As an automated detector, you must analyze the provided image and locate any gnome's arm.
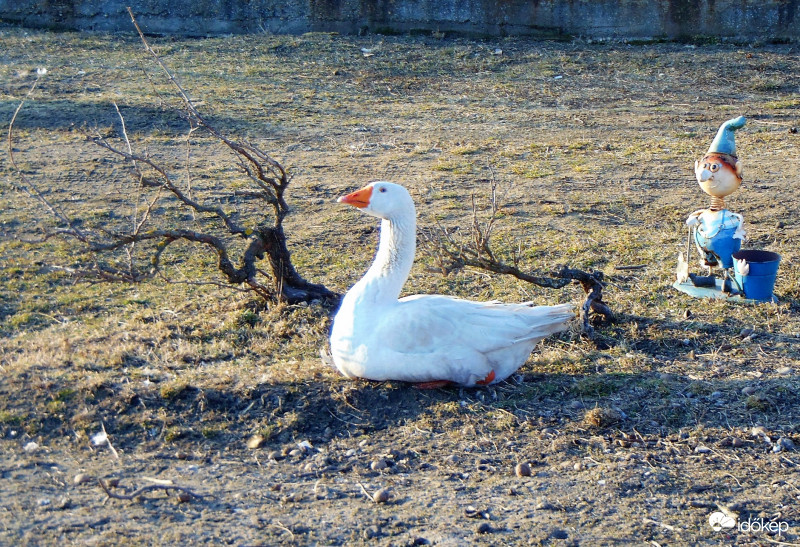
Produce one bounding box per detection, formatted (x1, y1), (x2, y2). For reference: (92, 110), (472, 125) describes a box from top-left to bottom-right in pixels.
(686, 209), (706, 226)
(731, 212), (746, 240)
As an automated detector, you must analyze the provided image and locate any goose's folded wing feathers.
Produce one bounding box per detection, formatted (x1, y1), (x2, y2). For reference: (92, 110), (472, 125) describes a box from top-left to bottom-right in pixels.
(380, 295), (572, 354)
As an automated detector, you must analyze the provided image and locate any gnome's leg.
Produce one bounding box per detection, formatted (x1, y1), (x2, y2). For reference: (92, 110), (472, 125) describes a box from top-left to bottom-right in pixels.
(722, 268), (742, 294)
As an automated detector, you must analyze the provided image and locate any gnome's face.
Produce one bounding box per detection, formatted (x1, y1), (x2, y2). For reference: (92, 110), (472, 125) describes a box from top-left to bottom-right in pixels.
(695, 153), (742, 198)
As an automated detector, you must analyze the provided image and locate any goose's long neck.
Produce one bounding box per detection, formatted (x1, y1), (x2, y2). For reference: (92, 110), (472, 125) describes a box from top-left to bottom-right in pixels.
(361, 209), (416, 304)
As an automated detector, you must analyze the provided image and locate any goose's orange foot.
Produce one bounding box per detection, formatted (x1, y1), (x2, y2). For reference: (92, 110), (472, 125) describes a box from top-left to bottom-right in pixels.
(413, 380), (453, 390)
(475, 370), (496, 386)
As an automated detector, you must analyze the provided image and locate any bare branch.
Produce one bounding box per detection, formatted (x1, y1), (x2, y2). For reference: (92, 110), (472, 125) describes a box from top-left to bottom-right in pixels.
(126, 7), (290, 224)
(85, 130), (247, 236)
(7, 73), (89, 243)
(421, 181), (612, 337)
(9, 12), (337, 305)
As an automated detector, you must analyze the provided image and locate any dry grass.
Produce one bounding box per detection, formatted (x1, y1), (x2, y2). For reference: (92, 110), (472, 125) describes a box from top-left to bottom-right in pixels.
(1, 25), (800, 545)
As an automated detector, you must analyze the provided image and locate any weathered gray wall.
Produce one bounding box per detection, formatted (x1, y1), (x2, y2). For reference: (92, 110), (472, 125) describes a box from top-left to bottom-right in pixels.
(0, 0), (798, 41)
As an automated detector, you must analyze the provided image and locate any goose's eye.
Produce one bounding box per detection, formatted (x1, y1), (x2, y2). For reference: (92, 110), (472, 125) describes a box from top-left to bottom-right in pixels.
(379, 187), (387, 193)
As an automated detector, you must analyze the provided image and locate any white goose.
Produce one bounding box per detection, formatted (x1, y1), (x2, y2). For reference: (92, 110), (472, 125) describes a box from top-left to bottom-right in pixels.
(330, 182), (574, 388)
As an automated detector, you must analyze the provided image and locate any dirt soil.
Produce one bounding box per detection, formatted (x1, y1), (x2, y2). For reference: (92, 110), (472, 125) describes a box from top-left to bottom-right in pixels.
(1, 24), (800, 546)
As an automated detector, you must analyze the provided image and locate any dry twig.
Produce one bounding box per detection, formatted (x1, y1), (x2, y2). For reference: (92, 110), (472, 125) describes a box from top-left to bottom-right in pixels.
(97, 478), (207, 503)
(421, 178), (613, 336)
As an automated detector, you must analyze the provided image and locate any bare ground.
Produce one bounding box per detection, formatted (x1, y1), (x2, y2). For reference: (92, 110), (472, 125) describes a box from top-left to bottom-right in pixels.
(1, 24), (800, 545)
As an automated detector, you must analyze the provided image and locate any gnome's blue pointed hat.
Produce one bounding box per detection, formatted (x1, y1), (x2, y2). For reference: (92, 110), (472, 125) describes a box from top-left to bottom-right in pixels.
(707, 116), (746, 156)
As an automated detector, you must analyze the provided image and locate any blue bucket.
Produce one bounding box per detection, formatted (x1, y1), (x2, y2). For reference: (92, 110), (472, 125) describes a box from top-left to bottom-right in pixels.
(733, 250), (781, 302)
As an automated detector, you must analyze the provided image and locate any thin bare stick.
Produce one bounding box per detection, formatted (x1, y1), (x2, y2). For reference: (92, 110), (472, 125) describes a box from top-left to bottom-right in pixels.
(357, 481), (375, 502)
(102, 423), (120, 461)
(7, 73), (89, 243)
(97, 478), (207, 501)
(127, 7), (287, 184)
(272, 521), (295, 539)
(86, 131), (246, 236)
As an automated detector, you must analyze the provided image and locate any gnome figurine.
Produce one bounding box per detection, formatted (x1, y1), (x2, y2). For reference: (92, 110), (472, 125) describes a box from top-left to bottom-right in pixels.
(683, 116), (746, 291)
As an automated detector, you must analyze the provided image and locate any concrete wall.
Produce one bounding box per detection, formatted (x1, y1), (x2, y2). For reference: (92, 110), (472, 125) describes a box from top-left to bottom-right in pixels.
(1, 0), (798, 41)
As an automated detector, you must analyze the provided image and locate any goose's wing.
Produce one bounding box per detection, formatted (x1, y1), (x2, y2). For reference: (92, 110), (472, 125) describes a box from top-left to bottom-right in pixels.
(380, 295), (572, 354)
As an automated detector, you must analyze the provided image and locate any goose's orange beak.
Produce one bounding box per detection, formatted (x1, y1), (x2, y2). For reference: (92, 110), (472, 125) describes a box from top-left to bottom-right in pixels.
(338, 186), (372, 209)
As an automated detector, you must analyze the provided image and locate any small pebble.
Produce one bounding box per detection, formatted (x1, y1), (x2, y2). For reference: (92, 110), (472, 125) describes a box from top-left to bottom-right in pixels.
(104, 478), (120, 488)
(777, 366), (792, 376)
(37, 498), (51, 507)
(445, 454), (460, 465)
(23, 442), (39, 453)
(373, 488), (391, 503)
(573, 462), (583, 471)
(313, 482), (330, 499)
(288, 449), (303, 458)
(777, 437), (796, 451)
(751, 426), (769, 437)
(476, 522), (493, 534)
(370, 459), (388, 472)
(540, 427), (557, 437)
(710, 391), (723, 399)
(515, 462), (532, 477)
(687, 350), (695, 360)
(740, 328), (755, 339)
(694, 445), (711, 454)
(56, 497), (71, 510)
(551, 529), (569, 539)
(267, 450), (282, 461)
(247, 435), (265, 449)
(741, 386), (757, 396)
(73, 473), (92, 485)
(731, 437), (744, 447)
(175, 451), (190, 460)
(363, 525), (381, 539)
(176, 492), (192, 503)
(683, 309), (693, 319)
